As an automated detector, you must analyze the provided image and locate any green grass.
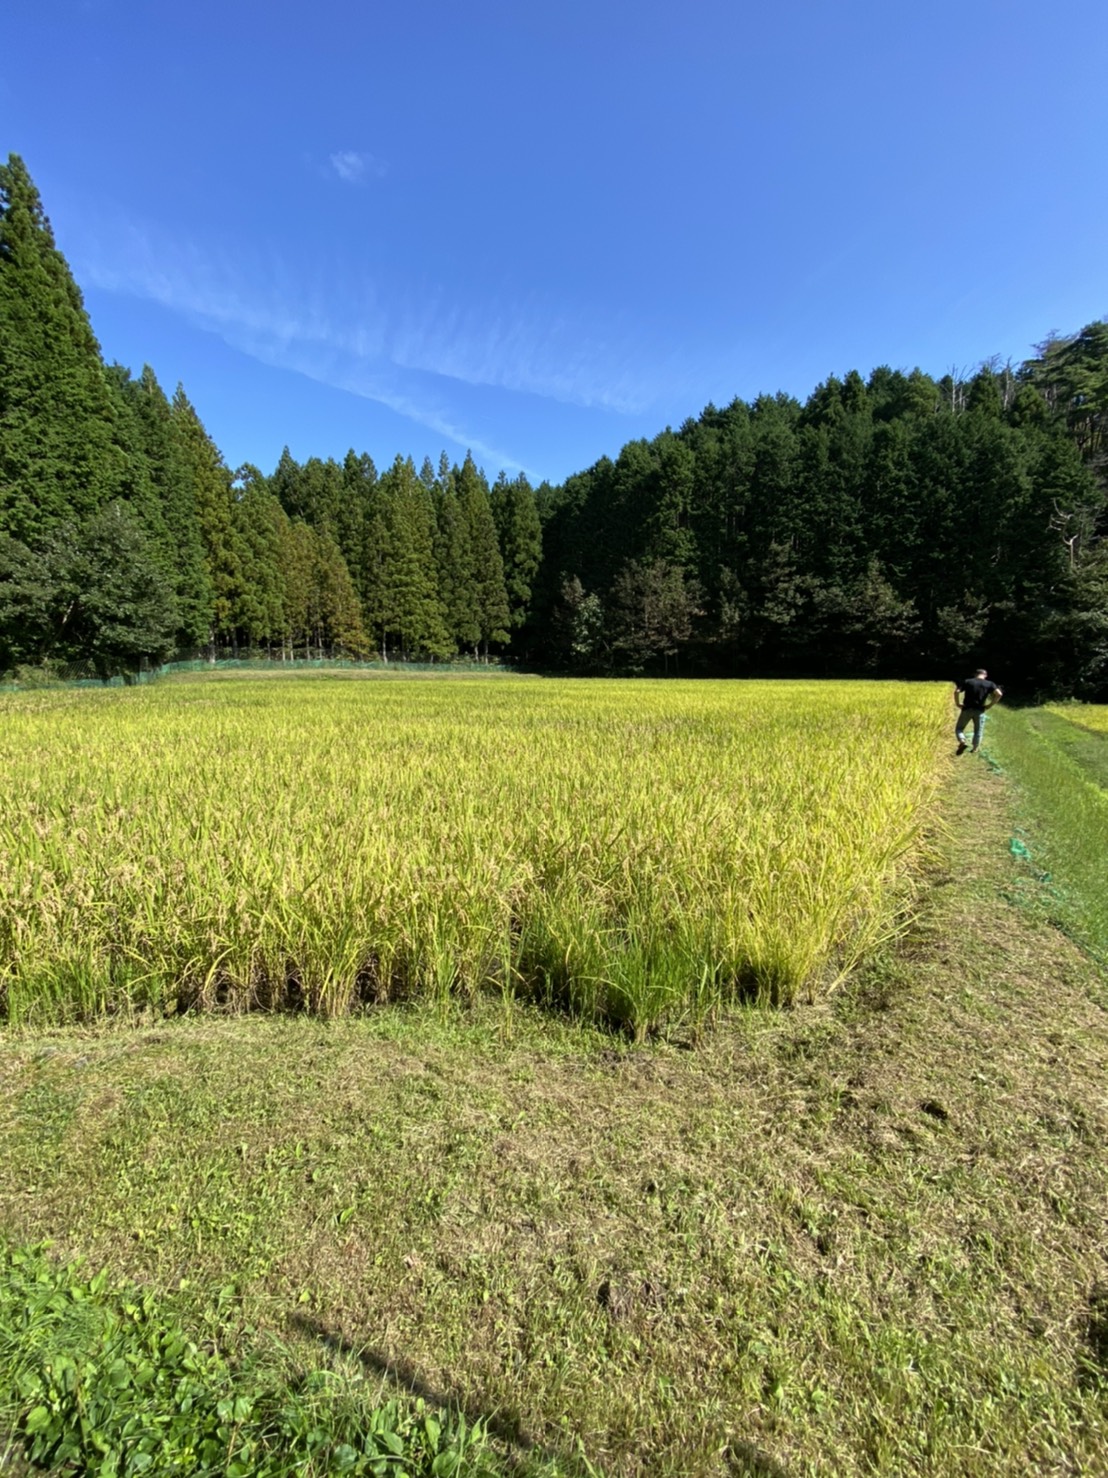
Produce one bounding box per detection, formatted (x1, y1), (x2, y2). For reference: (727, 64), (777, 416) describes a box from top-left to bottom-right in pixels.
(987, 706), (1108, 967)
(1, 745), (1106, 1475)
(0, 1243), (505, 1477)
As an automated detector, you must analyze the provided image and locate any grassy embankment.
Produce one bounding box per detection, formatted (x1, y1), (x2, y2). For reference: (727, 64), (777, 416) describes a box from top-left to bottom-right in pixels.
(987, 703), (1108, 967)
(0, 683), (1105, 1474)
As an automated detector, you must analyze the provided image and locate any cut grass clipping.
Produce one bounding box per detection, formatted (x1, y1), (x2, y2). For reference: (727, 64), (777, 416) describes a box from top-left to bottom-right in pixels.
(0, 676), (947, 1033)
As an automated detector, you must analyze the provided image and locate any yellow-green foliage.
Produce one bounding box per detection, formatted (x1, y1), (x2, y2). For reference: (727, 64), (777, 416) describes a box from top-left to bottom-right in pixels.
(1046, 703), (1108, 734)
(0, 677), (947, 1034)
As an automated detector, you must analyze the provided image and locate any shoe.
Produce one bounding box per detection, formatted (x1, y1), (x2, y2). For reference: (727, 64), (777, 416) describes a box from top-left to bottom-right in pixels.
(956, 741), (967, 754)
(971, 746), (979, 753)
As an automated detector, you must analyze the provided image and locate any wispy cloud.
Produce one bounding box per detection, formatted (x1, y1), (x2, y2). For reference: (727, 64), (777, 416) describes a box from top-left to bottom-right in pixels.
(71, 214), (685, 470)
(328, 149), (387, 184)
(77, 224), (535, 469)
(385, 296), (654, 415)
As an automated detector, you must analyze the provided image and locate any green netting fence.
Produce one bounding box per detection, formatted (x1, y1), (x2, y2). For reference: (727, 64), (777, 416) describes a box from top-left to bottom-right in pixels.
(0, 650), (516, 692)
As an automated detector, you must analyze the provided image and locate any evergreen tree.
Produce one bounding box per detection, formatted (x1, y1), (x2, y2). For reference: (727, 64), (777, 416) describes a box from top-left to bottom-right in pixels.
(1024, 322), (1108, 473)
(103, 364), (166, 542)
(278, 516), (316, 659)
(433, 475), (478, 654)
(4, 142), (1106, 697)
(231, 465), (286, 648)
(0, 154), (123, 544)
(358, 486), (393, 658)
(490, 470), (542, 630)
(270, 446), (302, 517)
(374, 456), (450, 660)
(170, 387), (242, 649)
(456, 453), (510, 656)
(610, 558), (700, 672)
(313, 527), (370, 657)
(67, 502), (179, 678)
(294, 456), (345, 537)
(129, 366), (213, 646)
(339, 449), (376, 602)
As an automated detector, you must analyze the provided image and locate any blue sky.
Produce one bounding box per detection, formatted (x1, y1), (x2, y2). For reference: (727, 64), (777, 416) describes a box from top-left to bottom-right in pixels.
(4, 0), (1107, 485)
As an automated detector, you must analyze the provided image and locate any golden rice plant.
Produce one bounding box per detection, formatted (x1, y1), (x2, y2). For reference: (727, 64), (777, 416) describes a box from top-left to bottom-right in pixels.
(0, 676), (949, 1036)
(1045, 703), (1108, 734)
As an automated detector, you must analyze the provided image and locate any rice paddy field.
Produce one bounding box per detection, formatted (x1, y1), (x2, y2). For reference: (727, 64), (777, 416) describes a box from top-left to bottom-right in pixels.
(0, 675), (948, 1034)
(1046, 702), (1108, 735)
(3, 677), (1108, 1476)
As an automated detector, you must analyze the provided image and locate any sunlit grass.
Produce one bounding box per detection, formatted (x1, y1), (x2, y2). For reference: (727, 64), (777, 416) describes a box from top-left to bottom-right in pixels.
(0, 676), (948, 1034)
(1046, 702), (1108, 736)
(992, 706), (1108, 965)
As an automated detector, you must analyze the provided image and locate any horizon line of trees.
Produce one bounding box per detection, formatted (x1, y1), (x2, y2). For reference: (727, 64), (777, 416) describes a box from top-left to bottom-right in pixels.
(2, 151), (1107, 698)
(533, 341), (1108, 696)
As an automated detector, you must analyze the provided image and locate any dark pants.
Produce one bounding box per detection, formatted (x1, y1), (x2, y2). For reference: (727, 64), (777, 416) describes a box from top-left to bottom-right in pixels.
(956, 707), (985, 747)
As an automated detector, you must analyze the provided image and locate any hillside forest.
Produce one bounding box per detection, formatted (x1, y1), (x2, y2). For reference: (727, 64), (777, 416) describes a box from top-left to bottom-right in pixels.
(2, 153), (1107, 697)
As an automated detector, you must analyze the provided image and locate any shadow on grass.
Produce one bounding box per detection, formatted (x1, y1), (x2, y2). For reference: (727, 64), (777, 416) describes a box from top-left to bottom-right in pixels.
(725, 1440), (791, 1476)
(290, 1312), (547, 1461)
(1080, 1282), (1108, 1391)
(290, 1313), (790, 1477)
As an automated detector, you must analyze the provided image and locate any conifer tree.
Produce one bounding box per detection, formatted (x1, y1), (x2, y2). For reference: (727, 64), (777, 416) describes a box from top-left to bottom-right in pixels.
(294, 456), (345, 537)
(278, 517), (316, 659)
(128, 366), (213, 646)
(112, 363), (214, 647)
(339, 449), (376, 601)
(491, 470), (542, 629)
(231, 465), (286, 648)
(434, 474), (477, 655)
(375, 456), (451, 660)
(456, 453), (510, 656)
(103, 364), (166, 544)
(358, 484), (393, 659)
(170, 387), (243, 649)
(270, 447), (302, 516)
(0, 154), (123, 543)
(313, 527), (370, 656)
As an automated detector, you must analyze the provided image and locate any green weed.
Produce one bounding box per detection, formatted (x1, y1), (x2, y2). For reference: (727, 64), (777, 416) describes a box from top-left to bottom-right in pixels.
(0, 1242), (507, 1477)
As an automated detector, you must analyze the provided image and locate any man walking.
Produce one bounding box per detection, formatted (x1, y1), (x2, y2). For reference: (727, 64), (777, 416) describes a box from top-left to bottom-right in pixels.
(954, 668), (1002, 754)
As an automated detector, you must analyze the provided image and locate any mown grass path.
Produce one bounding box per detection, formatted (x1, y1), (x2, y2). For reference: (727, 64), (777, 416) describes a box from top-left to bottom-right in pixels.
(0, 749), (1106, 1476)
(989, 705), (1108, 969)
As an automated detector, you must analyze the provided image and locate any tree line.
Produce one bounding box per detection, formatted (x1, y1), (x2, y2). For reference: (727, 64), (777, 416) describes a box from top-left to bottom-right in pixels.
(0, 155), (541, 678)
(534, 341), (1108, 696)
(3, 151), (1107, 696)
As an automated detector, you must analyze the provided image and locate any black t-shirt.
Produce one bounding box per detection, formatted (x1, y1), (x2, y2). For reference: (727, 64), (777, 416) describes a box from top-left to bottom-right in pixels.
(958, 677), (999, 710)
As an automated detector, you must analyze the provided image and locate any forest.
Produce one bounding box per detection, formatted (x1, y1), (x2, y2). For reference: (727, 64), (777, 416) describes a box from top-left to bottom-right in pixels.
(3, 152), (1107, 697)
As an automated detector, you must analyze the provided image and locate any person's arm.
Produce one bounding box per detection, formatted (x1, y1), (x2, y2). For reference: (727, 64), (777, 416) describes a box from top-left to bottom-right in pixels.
(953, 683), (963, 708)
(985, 686), (1003, 709)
